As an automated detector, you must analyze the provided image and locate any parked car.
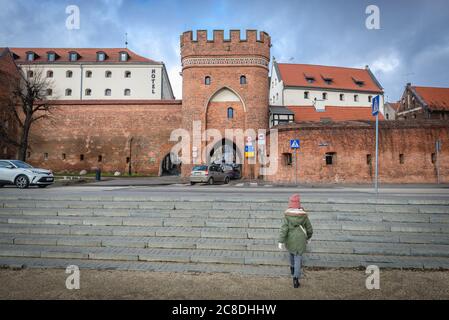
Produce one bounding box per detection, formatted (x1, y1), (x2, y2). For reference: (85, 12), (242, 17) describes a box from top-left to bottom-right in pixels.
(189, 164), (233, 185)
(0, 160), (54, 189)
(221, 164), (241, 180)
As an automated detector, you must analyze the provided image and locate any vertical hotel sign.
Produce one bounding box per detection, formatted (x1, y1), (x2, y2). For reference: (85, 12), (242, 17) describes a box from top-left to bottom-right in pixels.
(151, 69), (157, 95)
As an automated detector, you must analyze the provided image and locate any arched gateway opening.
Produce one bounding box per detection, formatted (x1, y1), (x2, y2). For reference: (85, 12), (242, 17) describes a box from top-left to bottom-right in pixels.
(161, 153), (180, 176)
(204, 87), (246, 179)
(208, 139), (243, 179)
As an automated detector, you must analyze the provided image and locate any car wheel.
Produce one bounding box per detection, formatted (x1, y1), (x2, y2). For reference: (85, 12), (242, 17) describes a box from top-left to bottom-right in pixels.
(190, 182), (196, 186)
(38, 185), (48, 188)
(15, 175), (30, 189)
(224, 176), (230, 184)
(0, 185), (4, 188)
(208, 178), (214, 185)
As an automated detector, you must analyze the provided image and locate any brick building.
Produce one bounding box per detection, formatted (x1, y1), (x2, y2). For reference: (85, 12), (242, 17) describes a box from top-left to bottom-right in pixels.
(1, 30), (448, 183)
(0, 48), (20, 159)
(397, 83), (449, 120)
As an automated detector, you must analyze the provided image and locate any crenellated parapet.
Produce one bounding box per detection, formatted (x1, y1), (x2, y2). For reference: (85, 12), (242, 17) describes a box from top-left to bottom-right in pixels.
(180, 30), (271, 68)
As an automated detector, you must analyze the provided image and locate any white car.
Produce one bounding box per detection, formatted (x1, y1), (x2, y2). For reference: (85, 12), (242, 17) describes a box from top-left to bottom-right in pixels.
(0, 160), (54, 189)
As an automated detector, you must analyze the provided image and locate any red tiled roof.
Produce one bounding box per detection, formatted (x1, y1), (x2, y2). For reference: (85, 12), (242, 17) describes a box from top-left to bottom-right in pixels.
(277, 63), (383, 93)
(10, 48), (159, 64)
(413, 86), (449, 111)
(287, 106), (384, 122)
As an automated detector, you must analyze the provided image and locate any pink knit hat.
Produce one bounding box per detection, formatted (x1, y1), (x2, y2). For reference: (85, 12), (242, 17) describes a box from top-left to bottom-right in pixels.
(288, 194), (301, 209)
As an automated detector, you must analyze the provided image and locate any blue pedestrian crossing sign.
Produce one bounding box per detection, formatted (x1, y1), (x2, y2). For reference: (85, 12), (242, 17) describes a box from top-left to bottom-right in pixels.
(290, 139), (300, 149)
(372, 95), (380, 116)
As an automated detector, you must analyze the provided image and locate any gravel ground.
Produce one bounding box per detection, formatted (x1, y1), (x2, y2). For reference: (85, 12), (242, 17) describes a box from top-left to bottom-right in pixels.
(0, 268), (448, 300)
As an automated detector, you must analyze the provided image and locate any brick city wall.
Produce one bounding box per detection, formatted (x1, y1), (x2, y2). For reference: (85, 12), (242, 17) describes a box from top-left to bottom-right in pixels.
(265, 120), (449, 184)
(26, 100), (182, 175)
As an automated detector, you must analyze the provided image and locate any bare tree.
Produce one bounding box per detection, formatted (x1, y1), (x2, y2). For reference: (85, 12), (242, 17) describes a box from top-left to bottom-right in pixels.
(0, 66), (55, 161)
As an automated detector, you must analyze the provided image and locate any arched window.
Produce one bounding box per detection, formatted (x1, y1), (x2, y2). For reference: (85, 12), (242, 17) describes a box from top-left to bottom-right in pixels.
(65, 89), (72, 96)
(340, 93), (345, 101)
(304, 91), (309, 99)
(240, 75), (247, 85)
(227, 107), (234, 119)
(85, 89), (92, 96)
(354, 94), (359, 102)
(124, 89), (131, 96)
(105, 71), (112, 78)
(66, 70), (73, 78)
(85, 70), (92, 78)
(124, 71), (131, 78)
(46, 70), (53, 78)
(322, 92), (328, 100)
(27, 70), (34, 78)
(368, 95), (373, 103)
(105, 89), (112, 96)
(46, 89), (53, 96)
(205, 76), (211, 85)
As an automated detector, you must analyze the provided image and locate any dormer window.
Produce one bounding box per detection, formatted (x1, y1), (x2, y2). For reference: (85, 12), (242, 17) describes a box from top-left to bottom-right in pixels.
(353, 77), (365, 87)
(322, 76), (333, 85)
(304, 73), (315, 83)
(47, 52), (56, 62)
(97, 52), (106, 62)
(69, 52), (78, 62)
(119, 52), (128, 62)
(26, 52), (35, 61)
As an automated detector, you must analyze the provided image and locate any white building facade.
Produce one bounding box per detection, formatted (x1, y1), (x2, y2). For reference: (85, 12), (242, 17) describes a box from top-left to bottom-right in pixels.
(10, 48), (175, 100)
(269, 61), (385, 120)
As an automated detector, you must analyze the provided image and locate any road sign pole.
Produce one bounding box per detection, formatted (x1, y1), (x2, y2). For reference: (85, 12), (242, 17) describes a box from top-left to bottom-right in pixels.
(436, 140), (440, 184)
(295, 149), (298, 185)
(375, 113), (379, 194)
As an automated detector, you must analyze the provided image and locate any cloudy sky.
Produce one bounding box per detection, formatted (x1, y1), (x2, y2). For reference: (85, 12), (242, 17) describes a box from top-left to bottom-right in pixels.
(1, 0), (448, 101)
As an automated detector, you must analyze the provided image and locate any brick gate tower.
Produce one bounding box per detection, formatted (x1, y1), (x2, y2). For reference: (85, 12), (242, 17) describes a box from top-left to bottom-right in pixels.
(180, 30), (271, 179)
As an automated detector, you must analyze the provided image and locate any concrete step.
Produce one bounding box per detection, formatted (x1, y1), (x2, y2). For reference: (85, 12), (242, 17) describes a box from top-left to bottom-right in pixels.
(2, 233), (449, 258)
(1, 219), (448, 237)
(2, 200), (449, 214)
(2, 242), (449, 266)
(1, 208), (447, 224)
(1, 249), (449, 271)
(1, 195), (449, 206)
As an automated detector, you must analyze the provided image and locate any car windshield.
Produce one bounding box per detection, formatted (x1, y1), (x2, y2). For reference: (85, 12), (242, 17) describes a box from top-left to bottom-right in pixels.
(192, 166), (208, 171)
(10, 160), (33, 169)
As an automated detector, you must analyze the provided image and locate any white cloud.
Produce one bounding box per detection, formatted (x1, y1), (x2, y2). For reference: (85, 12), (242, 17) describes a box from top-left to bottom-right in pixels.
(369, 52), (401, 74)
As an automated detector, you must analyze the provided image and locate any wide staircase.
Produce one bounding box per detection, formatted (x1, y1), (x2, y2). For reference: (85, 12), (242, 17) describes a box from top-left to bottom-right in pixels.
(0, 195), (448, 276)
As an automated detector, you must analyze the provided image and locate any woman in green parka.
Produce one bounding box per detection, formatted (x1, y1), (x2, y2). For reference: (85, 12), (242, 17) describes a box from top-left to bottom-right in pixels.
(278, 194), (313, 288)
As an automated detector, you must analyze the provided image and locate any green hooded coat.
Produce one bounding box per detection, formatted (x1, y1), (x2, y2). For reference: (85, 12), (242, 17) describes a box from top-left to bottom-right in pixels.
(279, 208), (313, 255)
